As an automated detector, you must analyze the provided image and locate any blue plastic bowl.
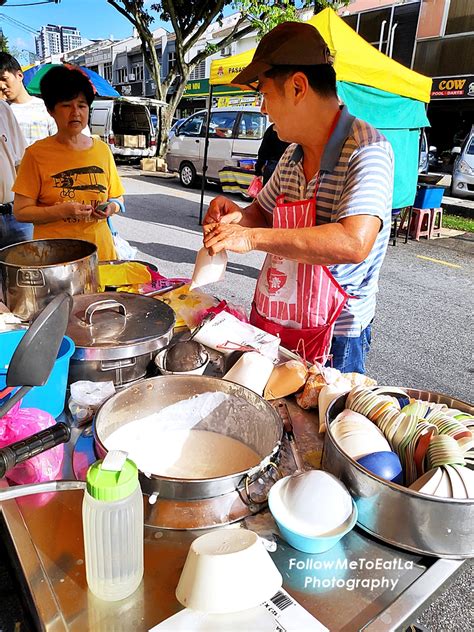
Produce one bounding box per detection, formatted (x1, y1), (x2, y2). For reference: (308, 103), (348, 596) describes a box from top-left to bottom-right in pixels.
(356, 451), (403, 484)
(269, 496), (358, 554)
(0, 330), (75, 418)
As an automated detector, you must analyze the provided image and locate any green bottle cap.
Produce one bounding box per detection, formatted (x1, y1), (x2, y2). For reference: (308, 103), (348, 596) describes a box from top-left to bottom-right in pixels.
(86, 452), (139, 502)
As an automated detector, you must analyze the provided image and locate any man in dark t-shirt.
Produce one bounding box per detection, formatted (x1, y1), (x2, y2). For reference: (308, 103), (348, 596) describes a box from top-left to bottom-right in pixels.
(255, 123), (289, 184)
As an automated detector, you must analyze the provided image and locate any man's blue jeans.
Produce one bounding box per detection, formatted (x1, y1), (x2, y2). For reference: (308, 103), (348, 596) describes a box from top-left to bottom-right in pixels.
(329, 324), (372, 374)
(0, 214), (33, 249)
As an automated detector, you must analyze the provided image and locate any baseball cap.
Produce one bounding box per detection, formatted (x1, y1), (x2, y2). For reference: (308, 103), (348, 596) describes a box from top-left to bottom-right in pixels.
(231, 22), (331, 87)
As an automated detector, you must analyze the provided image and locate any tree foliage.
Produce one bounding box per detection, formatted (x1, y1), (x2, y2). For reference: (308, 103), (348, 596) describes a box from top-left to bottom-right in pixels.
(106, 1), (349, 153)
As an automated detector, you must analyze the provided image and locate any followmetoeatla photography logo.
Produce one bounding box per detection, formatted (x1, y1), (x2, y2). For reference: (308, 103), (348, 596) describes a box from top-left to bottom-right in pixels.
(288, 557), (414, 591)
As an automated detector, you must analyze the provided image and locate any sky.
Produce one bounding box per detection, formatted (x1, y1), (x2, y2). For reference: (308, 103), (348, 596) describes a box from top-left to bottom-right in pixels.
(0, 0), (162, 62)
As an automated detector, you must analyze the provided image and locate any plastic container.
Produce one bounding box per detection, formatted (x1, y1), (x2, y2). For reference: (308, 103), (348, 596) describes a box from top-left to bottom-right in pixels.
(0, 330), (75, 418)
(82, 453), (144, 601)
(414, 184), (445, 209)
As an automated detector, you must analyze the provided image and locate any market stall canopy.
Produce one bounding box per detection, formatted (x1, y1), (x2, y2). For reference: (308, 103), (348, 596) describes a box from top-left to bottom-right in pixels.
(209, 8), (432, 208)
(210, 8), (431, 103)
(22, 63), (120, 98)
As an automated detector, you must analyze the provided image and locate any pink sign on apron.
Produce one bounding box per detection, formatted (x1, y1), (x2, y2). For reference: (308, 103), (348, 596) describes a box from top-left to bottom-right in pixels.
(250, 187), (351, 364)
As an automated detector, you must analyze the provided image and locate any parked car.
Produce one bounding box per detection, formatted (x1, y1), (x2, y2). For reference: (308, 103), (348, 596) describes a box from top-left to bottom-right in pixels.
(90, 97), (166, 160)
(166, 107), (268, 187)
(418, 130), (429, 174)
(451, 126), (474, 199)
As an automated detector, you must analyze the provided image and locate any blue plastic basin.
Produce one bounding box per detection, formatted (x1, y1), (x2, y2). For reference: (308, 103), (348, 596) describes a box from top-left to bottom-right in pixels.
(0, 330), (75, 418)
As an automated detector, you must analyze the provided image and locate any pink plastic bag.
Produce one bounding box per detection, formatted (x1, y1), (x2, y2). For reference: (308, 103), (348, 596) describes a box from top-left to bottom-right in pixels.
(247, 176), (263, 198)
(0, 401), (64, 485)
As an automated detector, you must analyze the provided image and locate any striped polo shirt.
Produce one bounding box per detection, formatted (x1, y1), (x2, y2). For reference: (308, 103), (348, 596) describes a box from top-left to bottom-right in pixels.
(256, 105), (394, 337)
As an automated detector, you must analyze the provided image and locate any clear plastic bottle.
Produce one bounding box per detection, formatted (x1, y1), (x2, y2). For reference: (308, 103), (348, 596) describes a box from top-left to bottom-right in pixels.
(82, 452), (144, 601)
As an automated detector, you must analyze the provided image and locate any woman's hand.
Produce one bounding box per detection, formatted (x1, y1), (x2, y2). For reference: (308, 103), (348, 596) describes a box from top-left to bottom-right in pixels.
(61, 202), (93, 219)
(203, 196), (243, 226)
(92, 201), (118, 219)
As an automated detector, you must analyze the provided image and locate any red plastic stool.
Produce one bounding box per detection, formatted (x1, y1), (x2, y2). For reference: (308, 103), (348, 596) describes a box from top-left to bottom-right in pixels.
(430, 207), (443, 238)
(410, 207), (431, 241)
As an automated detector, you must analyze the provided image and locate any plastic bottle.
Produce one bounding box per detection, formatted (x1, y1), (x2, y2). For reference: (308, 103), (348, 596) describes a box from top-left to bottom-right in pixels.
(82, 451), (144, 601)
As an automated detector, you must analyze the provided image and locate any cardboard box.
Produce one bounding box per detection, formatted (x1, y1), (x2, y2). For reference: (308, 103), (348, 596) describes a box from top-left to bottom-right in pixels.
(122, 134), (147, 149)
(141, 158), (157, 172)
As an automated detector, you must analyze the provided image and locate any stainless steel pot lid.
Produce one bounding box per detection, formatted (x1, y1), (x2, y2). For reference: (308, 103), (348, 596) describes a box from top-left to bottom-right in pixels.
(67, 292), (175, 360)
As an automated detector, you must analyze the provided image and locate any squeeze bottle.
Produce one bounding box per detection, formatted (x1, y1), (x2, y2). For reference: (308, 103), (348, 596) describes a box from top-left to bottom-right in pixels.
(82, 450), (144, 601)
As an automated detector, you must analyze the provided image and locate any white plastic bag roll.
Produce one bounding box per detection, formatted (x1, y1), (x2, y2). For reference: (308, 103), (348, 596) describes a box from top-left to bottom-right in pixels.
(223, 351), (274, 396)
(189, 247), (227, 291)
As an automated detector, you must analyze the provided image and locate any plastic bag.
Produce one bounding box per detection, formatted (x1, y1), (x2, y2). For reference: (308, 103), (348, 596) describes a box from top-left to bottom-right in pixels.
(0, 401), (64, 484)
(189, 247), (227, 291)
(247, 176), (263, 198)
(113, 234), (138, 260)
(68, 380), (116, 424)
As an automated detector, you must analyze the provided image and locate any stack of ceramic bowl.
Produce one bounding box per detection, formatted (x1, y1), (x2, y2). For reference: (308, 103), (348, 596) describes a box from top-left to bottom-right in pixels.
(268, 470), (358, 553)
(410, 463), (474, 499)
(343, 386), (474, 493)
(330, 409), (392, 460)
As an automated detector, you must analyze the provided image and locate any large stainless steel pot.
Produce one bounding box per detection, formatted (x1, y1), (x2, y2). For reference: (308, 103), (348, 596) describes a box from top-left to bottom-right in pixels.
(322, 388), (474, 559)
(0, 239), (98, 321)
(66, 293), (175, 386)
(94, 375), (283, 500)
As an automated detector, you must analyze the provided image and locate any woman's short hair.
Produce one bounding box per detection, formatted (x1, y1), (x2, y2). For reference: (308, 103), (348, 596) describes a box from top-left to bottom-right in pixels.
(40, 65), (95, 110)
(264, 64), (337, 98)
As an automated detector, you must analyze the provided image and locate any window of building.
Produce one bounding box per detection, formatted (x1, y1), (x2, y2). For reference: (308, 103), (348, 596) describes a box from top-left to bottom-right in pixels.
(131, 64), (143, 82)
(117, 67), (128, 83)
(168, 51), (176, 69)
(446, 0), (474, 35)
(103, 63), (112, 83)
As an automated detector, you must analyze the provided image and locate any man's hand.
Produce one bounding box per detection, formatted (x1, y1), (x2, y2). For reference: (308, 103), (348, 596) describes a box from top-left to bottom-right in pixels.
(204, 222), (255, 255)
(203, 196), (243, 226)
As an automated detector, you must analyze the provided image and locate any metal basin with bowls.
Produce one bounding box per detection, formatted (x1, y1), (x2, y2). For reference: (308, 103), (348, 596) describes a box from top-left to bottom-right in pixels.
(0, 239), (98, 321)
(322, 388), (474, 559)
(94, 375), (283, 501)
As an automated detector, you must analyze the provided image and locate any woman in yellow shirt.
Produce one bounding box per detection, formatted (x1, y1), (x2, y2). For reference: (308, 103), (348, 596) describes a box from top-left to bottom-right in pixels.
(13, 65), (125, 260)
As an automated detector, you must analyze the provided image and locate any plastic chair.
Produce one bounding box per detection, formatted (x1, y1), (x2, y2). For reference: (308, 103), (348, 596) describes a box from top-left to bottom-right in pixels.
(430, 207), (443, 238)
(409, 207), (431, 241)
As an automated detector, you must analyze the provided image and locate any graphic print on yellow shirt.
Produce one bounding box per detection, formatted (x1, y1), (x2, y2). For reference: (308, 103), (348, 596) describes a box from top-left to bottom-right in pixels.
(13, 137), (125, 260)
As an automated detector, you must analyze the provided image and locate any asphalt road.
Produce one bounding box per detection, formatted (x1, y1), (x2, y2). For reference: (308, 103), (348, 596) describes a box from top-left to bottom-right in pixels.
(114, 168), (473, 631)
(116, 168), (474, 404)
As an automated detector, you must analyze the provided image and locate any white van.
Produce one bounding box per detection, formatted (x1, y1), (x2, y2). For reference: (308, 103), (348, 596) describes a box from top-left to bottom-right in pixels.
(90, 97), (166, 160)
(166, 107), (268, 187)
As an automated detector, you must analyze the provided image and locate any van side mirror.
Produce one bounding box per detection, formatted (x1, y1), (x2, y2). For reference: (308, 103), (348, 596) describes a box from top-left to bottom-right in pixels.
(452, 146), (461, 155)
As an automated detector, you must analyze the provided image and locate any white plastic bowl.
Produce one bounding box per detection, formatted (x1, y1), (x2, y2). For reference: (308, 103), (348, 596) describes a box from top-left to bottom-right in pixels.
(175, 528), (282, 613)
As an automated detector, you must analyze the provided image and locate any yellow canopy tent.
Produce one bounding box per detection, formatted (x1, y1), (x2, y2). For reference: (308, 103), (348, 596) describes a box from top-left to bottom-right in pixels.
(200, 8), (432, 220)
(210, 8), (431, 103)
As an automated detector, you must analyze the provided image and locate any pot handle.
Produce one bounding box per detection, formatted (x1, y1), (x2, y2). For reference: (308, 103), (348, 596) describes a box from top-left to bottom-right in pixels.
(243, 461), (281, 507)
(84, 299), (127, 325)
(0, 422), (70, 479)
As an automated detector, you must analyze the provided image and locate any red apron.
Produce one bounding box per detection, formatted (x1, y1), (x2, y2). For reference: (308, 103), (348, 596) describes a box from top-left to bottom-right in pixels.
(250, 185), (351, 364)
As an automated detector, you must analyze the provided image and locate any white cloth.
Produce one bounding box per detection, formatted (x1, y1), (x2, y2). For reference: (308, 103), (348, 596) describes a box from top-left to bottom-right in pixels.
(9, 96), (57, 146)
(0, 100), (26, 203)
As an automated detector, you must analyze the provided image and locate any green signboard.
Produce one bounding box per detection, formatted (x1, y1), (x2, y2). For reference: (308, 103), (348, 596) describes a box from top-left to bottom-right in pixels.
(184, 78), (251, 97)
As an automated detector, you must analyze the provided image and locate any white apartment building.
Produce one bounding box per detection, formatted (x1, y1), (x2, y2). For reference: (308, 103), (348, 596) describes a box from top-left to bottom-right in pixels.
(35, 24), (82, 60)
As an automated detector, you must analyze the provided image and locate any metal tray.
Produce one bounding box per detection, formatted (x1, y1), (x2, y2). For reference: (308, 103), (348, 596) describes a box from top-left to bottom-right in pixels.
(322, 388), (474, 559)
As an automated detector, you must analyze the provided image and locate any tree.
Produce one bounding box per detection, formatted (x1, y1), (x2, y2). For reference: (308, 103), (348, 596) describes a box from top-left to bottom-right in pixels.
(0, 32), (9, 53)
(107, 1), (349, 154)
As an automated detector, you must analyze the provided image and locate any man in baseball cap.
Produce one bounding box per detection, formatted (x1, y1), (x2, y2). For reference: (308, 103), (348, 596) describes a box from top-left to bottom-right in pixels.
(203, 22), (394, 374)
(231, 22), (331, 87)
